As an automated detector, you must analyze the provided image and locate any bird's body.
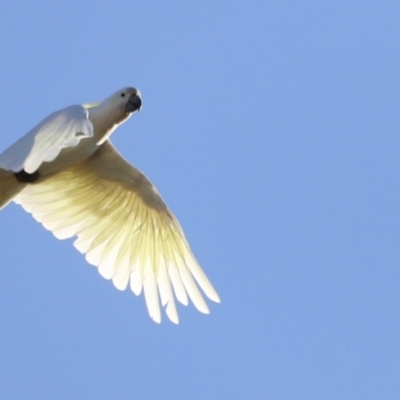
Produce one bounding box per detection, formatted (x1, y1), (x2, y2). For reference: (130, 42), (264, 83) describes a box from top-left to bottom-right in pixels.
(0, 87), (219, 323)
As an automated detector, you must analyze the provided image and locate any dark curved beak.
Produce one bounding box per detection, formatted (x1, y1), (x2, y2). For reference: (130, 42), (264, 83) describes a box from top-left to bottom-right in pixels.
(125, 94), (142, 113)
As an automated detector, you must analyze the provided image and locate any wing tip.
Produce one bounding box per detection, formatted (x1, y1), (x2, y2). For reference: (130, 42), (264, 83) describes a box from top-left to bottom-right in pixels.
(209, 291), (221, 304)
(151, 314), (162, 324)
(166, 302), (179, 324)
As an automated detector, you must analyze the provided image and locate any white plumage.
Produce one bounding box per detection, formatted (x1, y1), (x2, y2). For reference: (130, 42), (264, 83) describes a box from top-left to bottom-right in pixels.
(0, 106), (93, 174)
(0, 87), (220, 323)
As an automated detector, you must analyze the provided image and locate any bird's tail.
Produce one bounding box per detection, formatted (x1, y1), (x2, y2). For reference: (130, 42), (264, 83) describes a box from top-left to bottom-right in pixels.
(0, 168), (25, 210)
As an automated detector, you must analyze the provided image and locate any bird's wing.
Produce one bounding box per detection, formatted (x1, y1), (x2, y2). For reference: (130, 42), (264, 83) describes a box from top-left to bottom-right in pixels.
(0, 105), (93, 173)
(14, 141), (220, 323)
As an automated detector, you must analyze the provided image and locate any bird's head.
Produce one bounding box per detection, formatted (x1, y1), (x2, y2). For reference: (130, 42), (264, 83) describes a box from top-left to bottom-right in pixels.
(88, 87), (142, 127)
(86, 87), (142, 112)
(108, 87), (142, 115)
(84, 87), (143, 141)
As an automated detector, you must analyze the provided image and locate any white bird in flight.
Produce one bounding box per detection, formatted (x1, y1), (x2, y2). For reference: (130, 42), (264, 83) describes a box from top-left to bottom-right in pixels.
(0, 87), (220, 323)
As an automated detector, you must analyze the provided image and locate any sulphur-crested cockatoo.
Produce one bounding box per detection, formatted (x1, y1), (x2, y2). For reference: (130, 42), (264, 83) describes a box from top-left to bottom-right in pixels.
(0, 87), (220, 323)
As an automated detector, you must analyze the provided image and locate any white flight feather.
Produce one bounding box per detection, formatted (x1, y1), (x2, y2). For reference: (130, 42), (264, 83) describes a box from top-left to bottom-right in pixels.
(0, 105), (92, 173)
(14, 140), (219, 323)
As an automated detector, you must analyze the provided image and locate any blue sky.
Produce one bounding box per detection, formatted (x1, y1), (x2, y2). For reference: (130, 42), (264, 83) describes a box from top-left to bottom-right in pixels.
(0, 2), (400, 399)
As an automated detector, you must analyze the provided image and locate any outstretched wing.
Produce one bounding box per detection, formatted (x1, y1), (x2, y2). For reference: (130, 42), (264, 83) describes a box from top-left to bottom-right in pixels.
(14, 141), (220, 323)
(0, 105), (93, 173)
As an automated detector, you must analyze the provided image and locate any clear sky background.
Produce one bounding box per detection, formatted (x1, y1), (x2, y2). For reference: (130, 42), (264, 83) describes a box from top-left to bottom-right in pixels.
(0, 2), (399, 399)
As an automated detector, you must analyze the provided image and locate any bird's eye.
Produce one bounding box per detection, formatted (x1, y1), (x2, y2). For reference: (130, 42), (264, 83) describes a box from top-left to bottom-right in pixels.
(121, 93), (125, 97)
